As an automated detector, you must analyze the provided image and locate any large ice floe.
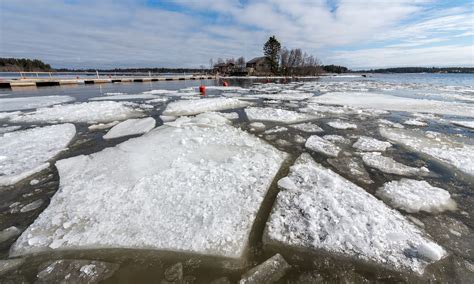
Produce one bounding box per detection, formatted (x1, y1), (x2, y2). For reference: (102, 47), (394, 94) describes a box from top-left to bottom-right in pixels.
(0, 124), (76, 186)
(10, 113), (287, 258)
(380, 128), (474, 177)
(376, 179), (456, 213)
(305, 135), (341, 157)
(310, 92), (474, 117)
(361, 152), (429, 176)
(162, 98), (250, 116)
(245, 107), (316, 124)
(4, 102), (143, 124)
(264, 153), (446, 274)
(0, 96), (75, 112)
(103, 117), (155, 139)
(353, 136), (392, 152)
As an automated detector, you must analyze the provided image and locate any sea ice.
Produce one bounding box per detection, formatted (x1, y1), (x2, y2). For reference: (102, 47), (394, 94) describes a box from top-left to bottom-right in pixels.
(376, 179), (456, 213)
(10, 113), (287, 259)
(327, 120), (357, 129)
(322, 135), (350, 144)
(264, 126), (288, 134)
(163, 98), (251, 116)
(305, 135), (340, 157)
(0, 96), (75, 112)
(404, 119), (427, 127)
(450, 120), (474, 129)
(289, 122), (323, 133)
(245, 107), (316, 124)
(6, 102), (143, 124)
(380, 128), (474, 177)
(0, 125), (21, 134)
(327, 157), (373, 185)
(239, 254), (290, 284)
(0, 124), (76, 186)
(88, 121), (119, 130)
(20, 199), (44, 213)
(264, 153), (446, 274)
(0, 226), (21, 243)
(311, 92), (474, 118)
(248, 122), (266, 131)
(353, 136), (392, 152)
(90, 94), (159, 101)
(361, 152), (429, 176)
(103, 117), (155, 139)
(378, 119), (404, 129)
(252, 92), (314, 101)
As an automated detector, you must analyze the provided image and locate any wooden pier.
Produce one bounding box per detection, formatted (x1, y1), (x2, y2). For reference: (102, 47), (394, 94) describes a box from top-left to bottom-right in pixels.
(0, 75), (216, 89)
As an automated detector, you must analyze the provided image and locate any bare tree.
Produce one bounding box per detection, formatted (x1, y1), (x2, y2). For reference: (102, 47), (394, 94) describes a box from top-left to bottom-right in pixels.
(236, 56), (246, 68)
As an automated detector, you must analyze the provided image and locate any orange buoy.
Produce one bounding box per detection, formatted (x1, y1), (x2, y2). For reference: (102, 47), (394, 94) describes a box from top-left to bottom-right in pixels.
(199, 85), (206, 96)
(223, 81), (229, 87)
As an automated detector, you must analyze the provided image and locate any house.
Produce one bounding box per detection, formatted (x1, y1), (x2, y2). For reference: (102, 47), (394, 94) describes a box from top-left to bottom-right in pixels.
(213, 62), (235, 75)
(246, 56), (271, 75)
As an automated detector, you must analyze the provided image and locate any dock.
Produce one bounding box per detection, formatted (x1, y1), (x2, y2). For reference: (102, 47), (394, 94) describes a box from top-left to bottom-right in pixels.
(0, 75), (216, 89)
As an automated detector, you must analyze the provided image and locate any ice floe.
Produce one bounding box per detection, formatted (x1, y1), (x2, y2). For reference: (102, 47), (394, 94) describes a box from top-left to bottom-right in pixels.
(245, 107), (316, 124)
(378, 119), (404, 129)
(249, 122), (266, 131)
(10, 113), (287, 259)
(353, 136), (392, 152)
(327, 120), (357, 129)
(88, 121), (119, 131)
(0, 96), (75, 112)
(376, 179), (456, 213)
(103, 117), (155, 139)
(90, 94), (159, 101)
(264, 153), (446, 274)
(305, 135), (340, 157)
(327, 157), (373, 185)
(0, 125), (21, 134)
(5, 102), (143, 124)
(240, 253), (290, 284)
(252, 92), (313, 101)
(322, 135), (350, 144)
(380, 128), (474, 177)
(163, 98), (251, 116)
(0, 226), (21, 243)
(264, 126), (288, 134)
(361, 152), (429, 176)
(404, 119), (427, 127)
(311, 92), (474, 117)
(450, 120), (474, 129)
(288, 122), (323, 133)
(0, 124), (76, 186)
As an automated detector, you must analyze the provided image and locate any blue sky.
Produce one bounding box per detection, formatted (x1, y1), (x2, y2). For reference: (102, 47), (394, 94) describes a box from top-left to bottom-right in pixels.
(0, 0), (473, 69)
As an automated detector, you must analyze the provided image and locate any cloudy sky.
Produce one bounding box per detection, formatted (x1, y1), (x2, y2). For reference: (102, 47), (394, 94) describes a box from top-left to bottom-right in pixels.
(1, 0), (473, 69)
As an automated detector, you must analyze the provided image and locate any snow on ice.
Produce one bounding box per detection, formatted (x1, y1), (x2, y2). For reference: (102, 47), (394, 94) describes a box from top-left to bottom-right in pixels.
(0, 124), (76, 186)
(380, 128), (474, 177)
(327, 120), (358, 130)
(10, 113), (287, 259)
(163, 98), (251, 116)
(103, 117), (155, 139)
(361, 152), (429, 176)
(245, 107), (316, 124)
(311, 92), (474, 118)
(305, 135), (340, 157)
(264, 153), (446, 274)
(0, 96), (75, 112)
(377, 179), (456, 213)
(5, 102), (144, 124)
(353, 136), (392, 152)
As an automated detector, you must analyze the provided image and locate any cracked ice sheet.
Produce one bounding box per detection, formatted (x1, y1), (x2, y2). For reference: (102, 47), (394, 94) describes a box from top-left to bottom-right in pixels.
(0, 124), (76, 186)
(245, 107), (316, 124)
(0, 96), (75, 112)
(380, 128), (474, 177)
(10, 113), (288, 258)
(5, 102), (144, 124)
(264, 153), (446, 274)
(310, 92), (474, 118)
(163, 98), (251, 116)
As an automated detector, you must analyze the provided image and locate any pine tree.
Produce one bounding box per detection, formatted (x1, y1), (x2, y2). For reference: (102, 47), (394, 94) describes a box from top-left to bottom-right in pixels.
(263, 36), (281, 74)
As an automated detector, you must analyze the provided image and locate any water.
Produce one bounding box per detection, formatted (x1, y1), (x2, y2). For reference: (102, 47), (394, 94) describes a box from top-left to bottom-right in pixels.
(0, 74), (473, 283)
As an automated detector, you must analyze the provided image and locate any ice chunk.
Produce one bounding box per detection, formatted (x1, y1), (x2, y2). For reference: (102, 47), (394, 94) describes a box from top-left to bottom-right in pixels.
(239, 254), (290, 284)
(0, 125), (21, 134)
(322, 135), (350, 144)
(10, 113), (287, 259)
(378, 119), (404, 129)
(327, 157), (373, 185)
(218, 112), (239, 120)
(103, 117), (155, 139)
(163, 98), (251, 116)
(353, 136), (391, 152)
(20, 199), (44, 213)
(293, 135), (306, 144)
(361, 152), (429, 176)
(90, 94), (159, 101)
(264, 153), (446, 274)
(164, 262), (183, 282)
(376, 179), (456, 213)
(0, 226), (21, 243)
(88, 121), (119, 130)
(327, 120), (357, 130)
(36, 259), (119, 284)
(0, 124), (76, 186)
(249, 122), (266, 131)
(289, 122), (323, 133)
(311, 92), (474, 117)
(450, 120), (474, 129)
(0, 258), (24, 277)
(245, 107), (316, 124)
(380, 128), (474, 177)
(160, 115), (177, 122)
(264, 126), (288, 134)
(6, 102), (143, 124)
(404, 119), (427, 127)
(252, 92), (313, 101)
(0, 96), (75, 112)
(416, 243), (445, 262)
(305, 135), (340, 157)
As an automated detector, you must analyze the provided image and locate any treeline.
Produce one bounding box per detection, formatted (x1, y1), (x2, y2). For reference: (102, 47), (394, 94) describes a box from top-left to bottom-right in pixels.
(321, 65), (350, 74)
(56, 67), (209, 73)
(0, 58), (53, 72)
(357, 67), (474, 74)
(280, 48), (322, 76)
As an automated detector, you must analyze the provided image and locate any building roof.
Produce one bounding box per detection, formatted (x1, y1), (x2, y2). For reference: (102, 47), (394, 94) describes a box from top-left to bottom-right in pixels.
(247, 56), (268, 64)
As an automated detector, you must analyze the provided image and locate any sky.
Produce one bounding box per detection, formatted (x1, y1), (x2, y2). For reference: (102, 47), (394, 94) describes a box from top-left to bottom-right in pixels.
(0, 0), (473, 69)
